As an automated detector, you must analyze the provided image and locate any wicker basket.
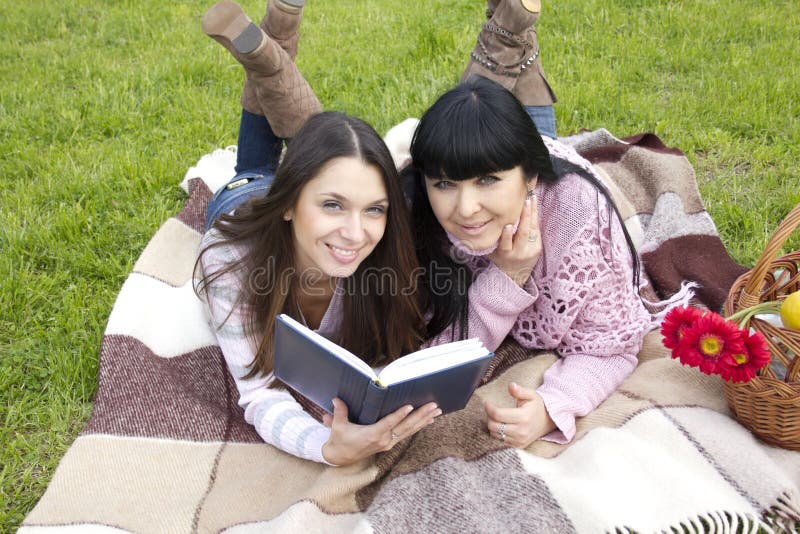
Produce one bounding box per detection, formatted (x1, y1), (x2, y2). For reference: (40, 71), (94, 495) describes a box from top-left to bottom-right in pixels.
(722, 203), (800, 450)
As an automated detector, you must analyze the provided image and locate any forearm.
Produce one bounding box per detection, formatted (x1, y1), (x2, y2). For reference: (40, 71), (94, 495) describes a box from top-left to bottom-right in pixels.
(536, 352), (638, 443)
(426, 263), (537, 351)
(242, 386), (333, 464)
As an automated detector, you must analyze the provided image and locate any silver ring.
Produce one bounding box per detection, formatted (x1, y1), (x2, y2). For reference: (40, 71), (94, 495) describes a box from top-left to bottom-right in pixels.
(498, 423), (506, 442)
(391, 431), (399, 441)
(527, 233), (538, 243)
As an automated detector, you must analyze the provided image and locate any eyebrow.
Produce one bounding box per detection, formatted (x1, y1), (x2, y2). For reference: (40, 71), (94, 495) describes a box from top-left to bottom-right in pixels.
(318, 192), (389, 204)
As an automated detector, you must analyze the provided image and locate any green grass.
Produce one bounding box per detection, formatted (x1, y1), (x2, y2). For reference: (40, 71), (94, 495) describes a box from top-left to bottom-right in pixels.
(1, 0), (798, 529)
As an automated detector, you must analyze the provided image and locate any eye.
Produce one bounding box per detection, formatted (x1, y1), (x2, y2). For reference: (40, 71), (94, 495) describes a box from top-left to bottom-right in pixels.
(432, 180), (455, 190)
(365, 205), (387, 216)
(477, 175), (500, 185)
(321, 200), (343, 211)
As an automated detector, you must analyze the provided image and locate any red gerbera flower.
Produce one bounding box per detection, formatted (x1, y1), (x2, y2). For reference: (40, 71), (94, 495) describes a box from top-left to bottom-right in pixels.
(661, 306), (704, 351)
(719, 330), (772, 383)
(676, 312), (745, 375)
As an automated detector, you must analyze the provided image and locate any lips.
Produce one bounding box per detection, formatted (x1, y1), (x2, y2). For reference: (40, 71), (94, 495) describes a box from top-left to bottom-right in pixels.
(326, 243), (361, 265)
(456, 220), (491, 236)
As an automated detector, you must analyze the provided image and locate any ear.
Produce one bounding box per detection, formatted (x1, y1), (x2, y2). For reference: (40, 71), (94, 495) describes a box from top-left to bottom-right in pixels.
(283, 209), (293, 221)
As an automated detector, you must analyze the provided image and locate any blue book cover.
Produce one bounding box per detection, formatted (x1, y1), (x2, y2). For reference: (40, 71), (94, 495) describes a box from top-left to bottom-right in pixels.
(273, 314), (494, 424)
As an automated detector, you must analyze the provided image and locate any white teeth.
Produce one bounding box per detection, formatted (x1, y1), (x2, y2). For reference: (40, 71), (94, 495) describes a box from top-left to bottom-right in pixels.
(330, 245), (357, 256)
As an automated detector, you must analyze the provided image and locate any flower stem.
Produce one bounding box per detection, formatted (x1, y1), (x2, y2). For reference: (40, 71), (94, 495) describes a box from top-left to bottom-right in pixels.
(725, 300), (783, 328)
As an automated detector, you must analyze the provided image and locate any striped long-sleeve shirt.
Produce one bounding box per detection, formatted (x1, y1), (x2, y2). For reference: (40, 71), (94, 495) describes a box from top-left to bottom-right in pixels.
(198, 230), (338, 464)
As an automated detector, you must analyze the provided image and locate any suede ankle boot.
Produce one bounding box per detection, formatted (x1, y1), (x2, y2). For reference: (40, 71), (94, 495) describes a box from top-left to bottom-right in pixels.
(462, 0), (555, 106)
(203, 0), (321, 138)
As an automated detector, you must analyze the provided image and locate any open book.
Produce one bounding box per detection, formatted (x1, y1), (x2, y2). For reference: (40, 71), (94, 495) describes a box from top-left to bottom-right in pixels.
(273, 314), (494, 425)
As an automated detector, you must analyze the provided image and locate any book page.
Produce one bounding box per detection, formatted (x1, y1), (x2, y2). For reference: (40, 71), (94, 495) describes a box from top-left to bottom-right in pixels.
(278, 314), (376, 380)
(377, 339), (489, 386)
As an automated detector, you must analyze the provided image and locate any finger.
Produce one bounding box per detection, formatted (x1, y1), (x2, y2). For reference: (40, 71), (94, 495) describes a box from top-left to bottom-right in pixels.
(392, 403), (440, 438)
(487, 419), (514, 444)
(497, 224), (515, 254)
(529, 195), (539, 233)
(487, 419), (505, 435)
(514, 197), (533, 246)
(484, 401), (528, 425)
(377, 404), (415, 432)
(508, 382), (539, 402)
(331, 398), (349, 425)
(322, 413), (333, 428)
(527, 195), (540, 245)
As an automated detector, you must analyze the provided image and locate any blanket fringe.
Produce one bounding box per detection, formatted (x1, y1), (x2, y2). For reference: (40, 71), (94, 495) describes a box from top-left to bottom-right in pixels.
(643, 280), (700, 325)
(775, 489), (800, 521)
(608, 510), (772, 534)
(764, 489), (800, 532)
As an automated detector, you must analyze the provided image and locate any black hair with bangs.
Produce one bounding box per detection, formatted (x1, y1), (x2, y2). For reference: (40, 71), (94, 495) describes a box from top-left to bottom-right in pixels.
(406, 76), (640, 342)
(410, 76), (557, 183)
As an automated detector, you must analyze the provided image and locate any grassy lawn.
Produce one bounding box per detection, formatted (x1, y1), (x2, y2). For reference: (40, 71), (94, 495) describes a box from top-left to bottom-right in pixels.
(1, 0), (798, 528)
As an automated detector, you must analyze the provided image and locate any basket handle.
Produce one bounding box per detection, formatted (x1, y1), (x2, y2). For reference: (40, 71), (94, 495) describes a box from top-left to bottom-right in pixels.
(738, 203), (800, 308)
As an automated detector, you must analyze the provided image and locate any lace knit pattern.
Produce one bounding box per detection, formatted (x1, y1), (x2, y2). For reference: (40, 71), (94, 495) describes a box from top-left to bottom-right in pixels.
(510, 172), (649, 359)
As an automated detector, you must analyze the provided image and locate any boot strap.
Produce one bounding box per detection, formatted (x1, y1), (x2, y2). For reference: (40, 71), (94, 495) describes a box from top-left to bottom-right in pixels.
(474, 25), (540, 73)
(483, 21), (535, 47)
(471, 45), (540, 78)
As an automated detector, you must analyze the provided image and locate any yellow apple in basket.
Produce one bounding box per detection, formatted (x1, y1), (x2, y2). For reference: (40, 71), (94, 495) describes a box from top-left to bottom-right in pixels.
(780, 290), (800, 330)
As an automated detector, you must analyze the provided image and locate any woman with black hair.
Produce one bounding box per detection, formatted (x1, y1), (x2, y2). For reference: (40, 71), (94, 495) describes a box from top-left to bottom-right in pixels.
(407, 0), (654, 449)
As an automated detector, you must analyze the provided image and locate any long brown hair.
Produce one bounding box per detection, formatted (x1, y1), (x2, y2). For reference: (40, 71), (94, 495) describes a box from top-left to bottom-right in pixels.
(196, 111), (424, 378)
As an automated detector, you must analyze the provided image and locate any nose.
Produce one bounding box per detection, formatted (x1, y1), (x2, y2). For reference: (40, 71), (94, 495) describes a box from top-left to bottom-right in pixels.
(339, 213), (367, 243)
(456, 185), (482, 219)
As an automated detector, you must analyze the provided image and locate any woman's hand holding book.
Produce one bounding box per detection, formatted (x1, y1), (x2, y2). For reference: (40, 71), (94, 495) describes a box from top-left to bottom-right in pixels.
(321, 398), (442, 466)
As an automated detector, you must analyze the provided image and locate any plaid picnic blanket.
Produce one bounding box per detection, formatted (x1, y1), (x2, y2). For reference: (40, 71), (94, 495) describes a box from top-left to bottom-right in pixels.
(20, 130), (800, 533)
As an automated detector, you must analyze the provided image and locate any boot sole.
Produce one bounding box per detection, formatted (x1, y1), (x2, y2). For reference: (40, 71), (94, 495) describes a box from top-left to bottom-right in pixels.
(202, 1), (264, 55)
(521, 0), (541, 13)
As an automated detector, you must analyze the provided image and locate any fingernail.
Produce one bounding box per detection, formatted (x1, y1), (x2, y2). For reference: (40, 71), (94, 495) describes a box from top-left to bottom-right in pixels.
(434, 409), (443, 417)
(405, 405), (414, 415)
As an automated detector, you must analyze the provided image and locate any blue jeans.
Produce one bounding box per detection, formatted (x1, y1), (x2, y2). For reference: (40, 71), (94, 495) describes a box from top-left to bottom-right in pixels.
(525, 105), (557, 139)
(204, 109), (283, 231)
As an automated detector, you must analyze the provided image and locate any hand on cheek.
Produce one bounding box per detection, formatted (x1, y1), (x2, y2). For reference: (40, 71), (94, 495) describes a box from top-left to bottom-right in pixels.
(487, 196), (542, 287)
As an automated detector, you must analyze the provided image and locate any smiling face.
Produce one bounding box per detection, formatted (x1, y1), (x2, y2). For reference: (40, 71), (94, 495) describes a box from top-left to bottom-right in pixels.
(285, 156), (389, 279)
(425, 166), (533, 251)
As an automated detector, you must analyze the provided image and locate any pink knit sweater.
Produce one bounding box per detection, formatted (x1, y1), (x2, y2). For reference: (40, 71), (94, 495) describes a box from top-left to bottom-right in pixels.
(426, 137), (652, 442)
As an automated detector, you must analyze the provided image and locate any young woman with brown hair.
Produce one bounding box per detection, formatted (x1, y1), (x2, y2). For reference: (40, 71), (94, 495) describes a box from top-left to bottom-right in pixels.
(196, 0), (439, 466)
